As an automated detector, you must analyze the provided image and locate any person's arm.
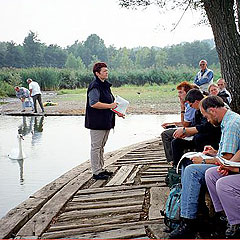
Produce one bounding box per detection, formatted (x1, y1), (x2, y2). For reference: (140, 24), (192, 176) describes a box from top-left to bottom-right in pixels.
(173, 126), (198, 138)
(89, 88), (117, 110)
(197, 70), (213, 85)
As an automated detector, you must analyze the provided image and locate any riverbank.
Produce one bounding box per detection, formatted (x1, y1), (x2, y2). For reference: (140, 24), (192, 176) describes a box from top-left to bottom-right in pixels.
(0, 85), (180, 115)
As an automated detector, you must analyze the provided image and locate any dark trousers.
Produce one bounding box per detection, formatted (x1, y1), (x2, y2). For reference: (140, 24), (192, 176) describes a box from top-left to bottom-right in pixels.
(171, 133), (218, 167)
(32, 94), (44, 113)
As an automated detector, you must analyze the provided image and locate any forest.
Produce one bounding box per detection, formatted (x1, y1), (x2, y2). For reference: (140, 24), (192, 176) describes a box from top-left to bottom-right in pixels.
(0, 31), (220, 97)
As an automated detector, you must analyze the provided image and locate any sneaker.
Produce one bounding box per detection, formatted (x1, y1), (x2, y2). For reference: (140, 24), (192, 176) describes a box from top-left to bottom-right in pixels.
(93, 172), (109, 180)
(33, 111), (37, 113)
(225, 223), (240, 238)
(102, 169), (113, 176)
(21, 110), (26, 112)
(169, 218), (195, 239)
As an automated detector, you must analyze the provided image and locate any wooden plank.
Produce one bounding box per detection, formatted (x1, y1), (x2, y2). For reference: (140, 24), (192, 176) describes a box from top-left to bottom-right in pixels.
(149, 187), (169, 220)
(54, 212), (140, 226)
(106, 165), (134, 186)
(75, 184), (147, 195)
(141, 177), (165, 183)
(141, 173), (167, 178)
(73, 189), (146, 202)
(58, 205), (143, 221)
(148, 222), (169, 239)
(42, 225), (147, 239)
(114, 160), (164, 165)
(125, 165), (142, 184)
(44, 220), (161, 238)
(65, 199), (144, 212)
(16, 172), (92, 238)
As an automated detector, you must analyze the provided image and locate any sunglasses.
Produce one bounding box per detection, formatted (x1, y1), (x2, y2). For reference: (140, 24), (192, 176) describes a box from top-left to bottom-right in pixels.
(200, 64), (206, 66)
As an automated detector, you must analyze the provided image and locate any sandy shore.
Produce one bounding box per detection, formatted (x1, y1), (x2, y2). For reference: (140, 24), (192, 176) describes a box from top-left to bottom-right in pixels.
(0, 91), (180, 115)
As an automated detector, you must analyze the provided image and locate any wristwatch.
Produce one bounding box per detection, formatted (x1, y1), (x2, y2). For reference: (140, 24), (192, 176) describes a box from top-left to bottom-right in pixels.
(202, 158), (206, 164)
(182, 127), (186, 134)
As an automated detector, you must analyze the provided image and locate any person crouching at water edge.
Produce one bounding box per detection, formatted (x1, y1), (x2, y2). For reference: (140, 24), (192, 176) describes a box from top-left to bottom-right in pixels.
(15, 86), (34, 112)
(85, 62), (124, 180)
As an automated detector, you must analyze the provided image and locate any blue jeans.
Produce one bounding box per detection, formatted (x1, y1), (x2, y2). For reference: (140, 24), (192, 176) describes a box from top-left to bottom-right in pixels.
(181, 163), (216, 219)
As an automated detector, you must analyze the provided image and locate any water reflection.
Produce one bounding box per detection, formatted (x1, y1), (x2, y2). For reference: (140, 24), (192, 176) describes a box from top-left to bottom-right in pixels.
(18, 116), (44, 137)
(13, 116), (44, 182)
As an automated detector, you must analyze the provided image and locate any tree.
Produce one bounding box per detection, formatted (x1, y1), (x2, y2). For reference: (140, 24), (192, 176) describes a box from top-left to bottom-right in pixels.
(23, 31), (44, 67)
(119, 0), (240, 113)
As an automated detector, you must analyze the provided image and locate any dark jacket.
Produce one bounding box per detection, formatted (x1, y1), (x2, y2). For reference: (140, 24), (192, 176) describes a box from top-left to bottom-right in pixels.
(193, 109), (221, 150)
(85, 77), (115, 130)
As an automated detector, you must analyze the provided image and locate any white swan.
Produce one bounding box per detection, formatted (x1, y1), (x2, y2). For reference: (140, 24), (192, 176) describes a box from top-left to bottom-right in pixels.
(8, 134), (26, 160)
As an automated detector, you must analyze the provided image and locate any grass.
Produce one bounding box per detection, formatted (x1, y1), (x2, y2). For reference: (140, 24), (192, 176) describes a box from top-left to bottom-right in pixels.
(56, 83), (178, 104)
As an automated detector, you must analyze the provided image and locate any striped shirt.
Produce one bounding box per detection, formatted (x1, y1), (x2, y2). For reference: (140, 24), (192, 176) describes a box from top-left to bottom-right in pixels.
(218, 110), (240, 156)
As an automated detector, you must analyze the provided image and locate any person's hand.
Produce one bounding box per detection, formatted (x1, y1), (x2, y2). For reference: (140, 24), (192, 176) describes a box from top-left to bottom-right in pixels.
(173, 127), (185, 139)
(191, 156), (203, 164)
(161, 122), (170, 129)
(117, 112), (125, 118)
(110, 102), (117, 109)
(203, 145), (217, 156)
(217, 165), (229, 176)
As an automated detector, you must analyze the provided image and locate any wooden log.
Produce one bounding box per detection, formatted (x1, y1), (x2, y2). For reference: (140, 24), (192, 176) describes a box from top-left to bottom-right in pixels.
(149, 187), (169, 220)
(106, 165), (134, 186)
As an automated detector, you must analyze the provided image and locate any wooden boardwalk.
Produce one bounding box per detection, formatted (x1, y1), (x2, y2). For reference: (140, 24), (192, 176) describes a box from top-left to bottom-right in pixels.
(0, 138), (171, 239)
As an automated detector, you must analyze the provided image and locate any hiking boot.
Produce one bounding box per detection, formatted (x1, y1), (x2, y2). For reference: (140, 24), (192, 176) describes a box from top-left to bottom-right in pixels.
(102, 169), (113, 176)
(21, 109), (26, 112)
(93, 172), (109, 180)
(225, 223), (240, 238)
(168, 218), (195, 239)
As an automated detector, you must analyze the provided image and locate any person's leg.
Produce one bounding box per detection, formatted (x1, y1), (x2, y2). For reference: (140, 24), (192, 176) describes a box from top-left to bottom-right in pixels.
(216, 174), (240, 225)
(181, 164), (216, 219)
(161, 128), (175, 163)
(99, 130), (110, 170)
(36, 94), (44, 112)
(28, 96), (34, 111)
(90, 129), (108, 175)
(32, 95), (37, 113)
(21, 98), (25, 111)
(205, 167), (224, 212)
(171, 138), (195, 166)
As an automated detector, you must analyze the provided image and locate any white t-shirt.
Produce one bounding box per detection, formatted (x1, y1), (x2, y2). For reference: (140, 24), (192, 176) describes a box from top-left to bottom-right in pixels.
(29, 81), (41, 96)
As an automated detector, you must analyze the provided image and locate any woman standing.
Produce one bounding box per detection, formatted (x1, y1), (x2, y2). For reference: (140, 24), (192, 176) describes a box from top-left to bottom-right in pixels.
(85, 62), (123, 180)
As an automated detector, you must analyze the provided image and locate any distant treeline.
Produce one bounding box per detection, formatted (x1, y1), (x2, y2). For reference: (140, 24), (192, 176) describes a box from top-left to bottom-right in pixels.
(0, 31), (219, 70)
(0, 31), (221, 97)
(0, 66), (221, 97)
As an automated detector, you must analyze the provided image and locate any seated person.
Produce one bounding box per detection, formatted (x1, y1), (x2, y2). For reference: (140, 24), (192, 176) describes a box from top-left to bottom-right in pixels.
(217, 78), (232, 104)
(169, 96), (240, 239)
(161, 81), (196, 163)
(208, 83), (230, 105)
(171, 89), (221, 167)
(205, 150), (240, 238)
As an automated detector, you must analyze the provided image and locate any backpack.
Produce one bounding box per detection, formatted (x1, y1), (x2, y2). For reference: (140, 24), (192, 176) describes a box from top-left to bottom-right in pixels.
(160, 183), (182, 231)
(165, 167), (181, 188)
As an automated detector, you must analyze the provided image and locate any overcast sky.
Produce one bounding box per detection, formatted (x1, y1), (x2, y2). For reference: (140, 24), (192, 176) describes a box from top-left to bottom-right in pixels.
(0, 0), (214, 49)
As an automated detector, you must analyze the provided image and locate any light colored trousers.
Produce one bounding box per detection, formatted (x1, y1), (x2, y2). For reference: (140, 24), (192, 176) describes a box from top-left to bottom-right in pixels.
(205, 167), (240, 225)
(90, 129), (110, 175)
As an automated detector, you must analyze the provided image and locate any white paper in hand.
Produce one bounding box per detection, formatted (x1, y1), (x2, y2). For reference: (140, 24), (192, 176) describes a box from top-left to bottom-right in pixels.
(217, 156), (240, 167)
(112, 95), (129, 115)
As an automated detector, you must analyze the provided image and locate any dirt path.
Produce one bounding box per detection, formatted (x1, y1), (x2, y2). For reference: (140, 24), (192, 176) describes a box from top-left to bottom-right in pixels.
(0, 91), (180, 115)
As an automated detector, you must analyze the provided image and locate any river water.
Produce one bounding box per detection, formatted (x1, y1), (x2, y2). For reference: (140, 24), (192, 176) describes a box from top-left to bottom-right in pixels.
(0, 114), (179, 218)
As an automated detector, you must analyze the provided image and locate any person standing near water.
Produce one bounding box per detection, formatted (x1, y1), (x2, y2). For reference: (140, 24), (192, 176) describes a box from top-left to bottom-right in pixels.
(27, 78), (44, 113)
(85, 62), (123, 180)
(15, 86), (34, 112)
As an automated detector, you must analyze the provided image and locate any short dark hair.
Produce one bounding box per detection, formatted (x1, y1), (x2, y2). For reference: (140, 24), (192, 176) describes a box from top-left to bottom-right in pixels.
(200, 95), (225, 111)
(176, 81), (193, 93)
(185, 89), (204, 103)
(93, 62), (107, 76)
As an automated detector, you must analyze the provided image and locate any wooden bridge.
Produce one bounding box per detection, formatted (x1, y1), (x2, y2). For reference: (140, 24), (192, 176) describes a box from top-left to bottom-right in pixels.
(0, 138), (171, 239)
